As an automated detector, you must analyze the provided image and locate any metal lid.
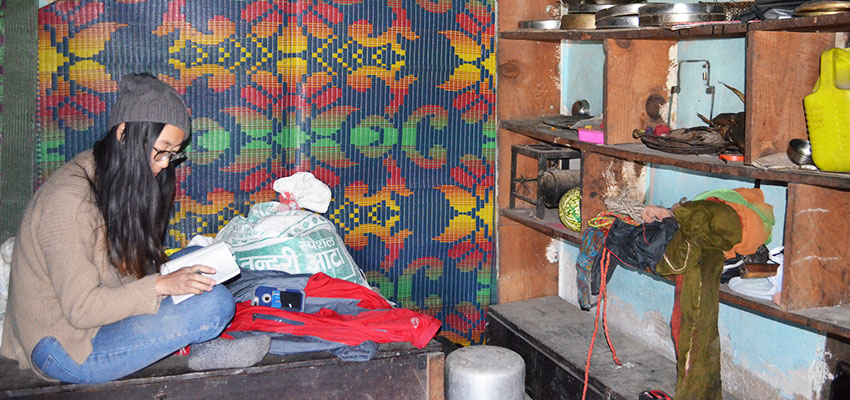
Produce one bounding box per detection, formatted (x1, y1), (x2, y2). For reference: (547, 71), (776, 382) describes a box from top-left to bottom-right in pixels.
(563, 0), (644, 5)
(638, 12), (726, 26)
(568, 4), (616, 13)
(595, 3), (651, 20)
(638, 2), (725, 15)
(518, 19), (563, 29)
(794, 0), (850, 15)
(596, 15), (641, 28)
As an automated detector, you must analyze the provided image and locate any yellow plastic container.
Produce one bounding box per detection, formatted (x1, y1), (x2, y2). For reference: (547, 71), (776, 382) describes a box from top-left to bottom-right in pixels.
(803, 48), (850, 172)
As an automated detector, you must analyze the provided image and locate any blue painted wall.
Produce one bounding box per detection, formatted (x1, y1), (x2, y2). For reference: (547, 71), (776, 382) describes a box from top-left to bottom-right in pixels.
(675, 39), (746, 128)
(646, 165), (786, 246)
(560, 42), (604, 116)
(559, 36), (829, 399)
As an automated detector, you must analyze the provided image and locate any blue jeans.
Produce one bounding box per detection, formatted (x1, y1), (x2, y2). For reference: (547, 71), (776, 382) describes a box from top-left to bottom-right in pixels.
(31, 268), (235, 383)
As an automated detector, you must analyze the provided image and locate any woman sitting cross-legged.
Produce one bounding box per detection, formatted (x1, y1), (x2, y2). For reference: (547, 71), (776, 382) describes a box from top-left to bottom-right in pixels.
(0, 73), (245, 383)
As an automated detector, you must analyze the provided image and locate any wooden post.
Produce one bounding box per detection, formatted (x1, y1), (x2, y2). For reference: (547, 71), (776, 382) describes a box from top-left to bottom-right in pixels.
(497, 0), (562, 302)
(604, 38), (676, 145)
(428, 353), (445, 400)
(579, 152), (646, 232)
(745, 30), (833, 164)
(782, 183), (850, 310)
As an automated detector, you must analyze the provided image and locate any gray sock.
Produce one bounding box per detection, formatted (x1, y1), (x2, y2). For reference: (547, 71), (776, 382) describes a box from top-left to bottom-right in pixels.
(187, 335), (271, 371)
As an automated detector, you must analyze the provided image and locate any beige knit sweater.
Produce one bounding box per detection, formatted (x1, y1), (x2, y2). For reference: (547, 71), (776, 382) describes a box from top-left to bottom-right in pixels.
(1, 150), (162, 372)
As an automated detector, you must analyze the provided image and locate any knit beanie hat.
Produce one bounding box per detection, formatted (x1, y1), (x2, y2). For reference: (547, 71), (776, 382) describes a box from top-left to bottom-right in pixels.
(108, 73), (191, 134)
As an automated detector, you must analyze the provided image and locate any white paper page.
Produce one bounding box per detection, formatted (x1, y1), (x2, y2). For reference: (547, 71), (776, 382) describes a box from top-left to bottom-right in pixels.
(160, 242), (240, 304)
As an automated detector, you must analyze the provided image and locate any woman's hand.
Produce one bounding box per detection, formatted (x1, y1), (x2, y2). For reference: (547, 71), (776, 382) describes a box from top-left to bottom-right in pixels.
(156, 265), (217, 296)
(642, 204), (674, 223)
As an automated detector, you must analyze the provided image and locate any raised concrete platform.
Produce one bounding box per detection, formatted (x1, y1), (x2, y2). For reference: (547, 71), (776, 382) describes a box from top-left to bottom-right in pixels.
(487, 296), (738, 400)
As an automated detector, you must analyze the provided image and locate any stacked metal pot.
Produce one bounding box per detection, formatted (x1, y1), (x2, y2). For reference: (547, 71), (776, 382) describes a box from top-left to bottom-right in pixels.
(559, 0), (728, 29)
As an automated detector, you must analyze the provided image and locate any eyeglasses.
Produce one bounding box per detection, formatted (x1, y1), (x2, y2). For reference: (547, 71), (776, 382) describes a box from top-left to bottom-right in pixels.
(153, 147), (187, 165)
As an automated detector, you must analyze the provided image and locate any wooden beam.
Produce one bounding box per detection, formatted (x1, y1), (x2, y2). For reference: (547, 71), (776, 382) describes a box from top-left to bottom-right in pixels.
(502, 119), (850, 191)
(428, 353), (445, 400)
(501, 208), (581, 245)
(501, 23), (747, 41)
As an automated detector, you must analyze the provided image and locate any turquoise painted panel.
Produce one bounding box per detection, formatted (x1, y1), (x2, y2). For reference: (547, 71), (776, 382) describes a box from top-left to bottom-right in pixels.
(558, 240), (581, 308)
(675, 39), (746, 128)
(607, 268), (824, 371)
(605, 267), (825, 399)
(560, 38), (746, 129)
(646, 165), (786, 248)
(607, 266), (674, 319)
(718, 303), (825, 382)
(560, 42), (604, 116)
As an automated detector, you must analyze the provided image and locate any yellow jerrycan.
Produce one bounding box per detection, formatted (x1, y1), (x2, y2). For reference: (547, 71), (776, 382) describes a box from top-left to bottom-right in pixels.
(803, 47), (850, 172)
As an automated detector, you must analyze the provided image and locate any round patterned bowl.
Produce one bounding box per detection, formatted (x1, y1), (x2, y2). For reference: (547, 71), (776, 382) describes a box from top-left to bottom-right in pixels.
(558, 186), (581, 232)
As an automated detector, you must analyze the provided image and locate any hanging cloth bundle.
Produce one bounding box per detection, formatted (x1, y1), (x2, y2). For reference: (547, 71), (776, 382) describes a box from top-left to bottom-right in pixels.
(574, 212), (641, 311)
(579, 212), (641, 400)
(655, 201), (742, 400)
(579, 212), (680, 400)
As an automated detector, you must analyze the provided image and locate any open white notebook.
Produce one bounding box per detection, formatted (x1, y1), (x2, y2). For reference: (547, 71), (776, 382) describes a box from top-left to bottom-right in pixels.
(160, 241), (240, 305)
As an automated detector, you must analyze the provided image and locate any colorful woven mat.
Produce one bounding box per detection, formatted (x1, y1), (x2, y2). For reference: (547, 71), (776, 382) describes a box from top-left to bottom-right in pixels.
(36, 0), (496, 345)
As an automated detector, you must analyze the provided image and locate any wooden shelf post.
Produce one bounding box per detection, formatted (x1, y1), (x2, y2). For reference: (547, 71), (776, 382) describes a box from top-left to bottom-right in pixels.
(745, 30), (834, 164)
(782, 183), (850, 311)
(579, 152), (646, 231)
(603, 38), (677, 145)
(496, 0), (562, 302)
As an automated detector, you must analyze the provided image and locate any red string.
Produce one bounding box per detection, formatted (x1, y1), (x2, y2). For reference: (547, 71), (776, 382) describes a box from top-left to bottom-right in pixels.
(601, 251), (621, 366)
(588, 211), (641, 229)
(581, 249), (622, 400)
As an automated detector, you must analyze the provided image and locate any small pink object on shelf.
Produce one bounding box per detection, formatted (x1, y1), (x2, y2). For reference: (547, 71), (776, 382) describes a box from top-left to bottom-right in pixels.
(577, 128), (604, 144)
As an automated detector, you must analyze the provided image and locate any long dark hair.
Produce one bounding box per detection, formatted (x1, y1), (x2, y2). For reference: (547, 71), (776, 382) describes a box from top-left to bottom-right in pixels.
(90, 121), (176, 278)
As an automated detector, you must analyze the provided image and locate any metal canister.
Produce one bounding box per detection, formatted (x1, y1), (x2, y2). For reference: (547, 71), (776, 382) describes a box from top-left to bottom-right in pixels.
(446, 346), (525, 400)
(539, 169), (581, 208)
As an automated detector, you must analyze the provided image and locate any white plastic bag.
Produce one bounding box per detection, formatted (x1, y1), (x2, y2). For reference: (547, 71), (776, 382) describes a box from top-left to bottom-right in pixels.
(273, 172), (332, 213)
(0, 237), (15, 343)
(216, 202), (368, 287)
(0, 237), (13, 298)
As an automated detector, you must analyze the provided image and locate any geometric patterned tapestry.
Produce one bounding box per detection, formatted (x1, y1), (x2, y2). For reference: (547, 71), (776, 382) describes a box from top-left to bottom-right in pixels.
(37, 0), (495, 344)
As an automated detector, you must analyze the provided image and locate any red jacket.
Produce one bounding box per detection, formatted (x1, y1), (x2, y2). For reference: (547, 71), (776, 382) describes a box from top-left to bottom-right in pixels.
(225, 273), (441, 349)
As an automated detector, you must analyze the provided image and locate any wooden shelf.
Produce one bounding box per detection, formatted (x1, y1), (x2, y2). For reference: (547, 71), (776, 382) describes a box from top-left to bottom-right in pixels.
(632, 265), (850, 338)
(751, 12), (850, 32)
(501, 23), (747, 41)
(502, 118), (850, 191)
(488, 296), (680, 398)
(0, 340), (445, 398)
(718, 284), (850, 338)
(500, 117), (850, 338)
(500, 13), (850, 42)
(496, 3), (850, 394)
(501, 207), (581, 245)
